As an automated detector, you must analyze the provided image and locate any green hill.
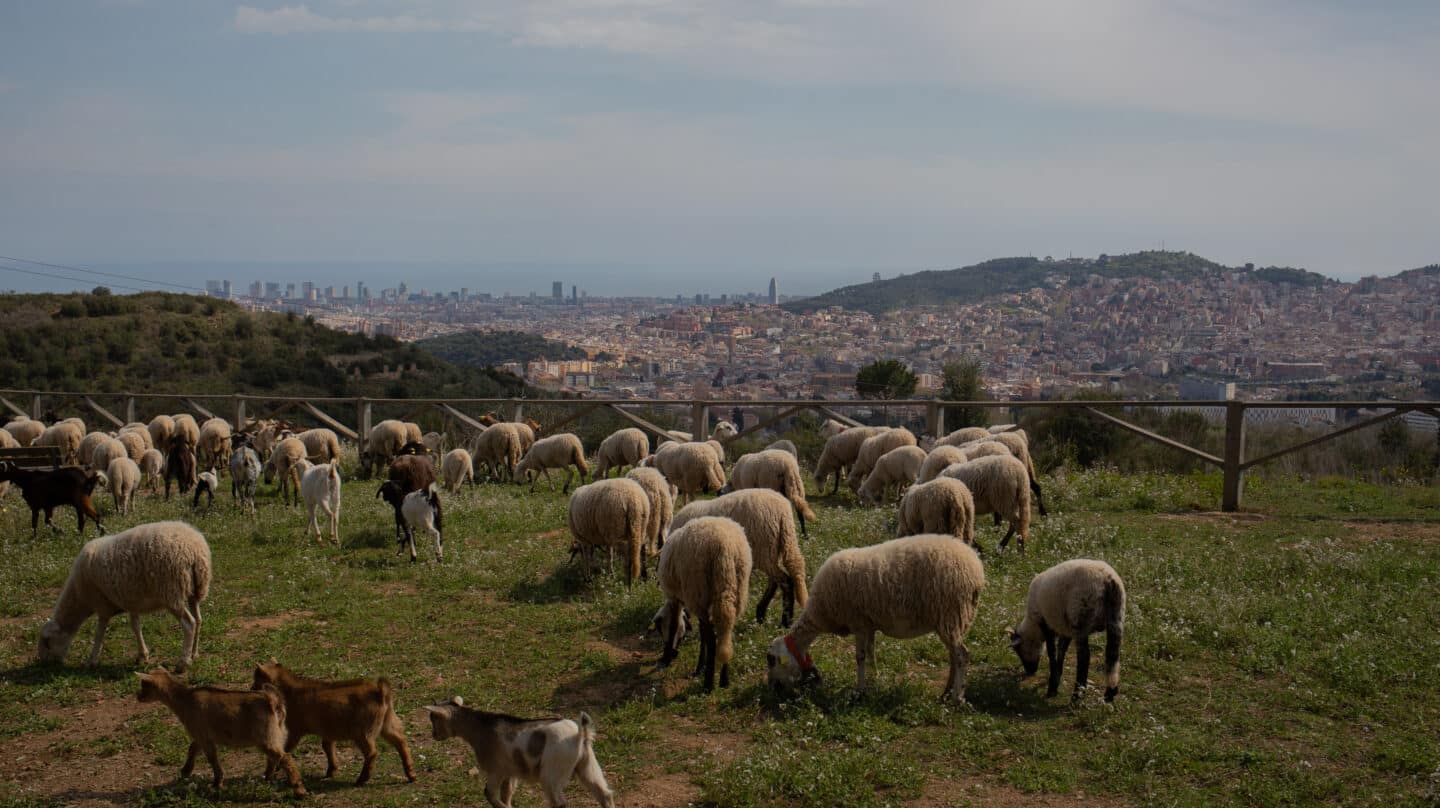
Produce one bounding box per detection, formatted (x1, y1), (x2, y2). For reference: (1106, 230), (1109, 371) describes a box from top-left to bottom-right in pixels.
(782, 251), (1330, 314)
(0, 291), (530, 399)
(416, 329), (587, 369)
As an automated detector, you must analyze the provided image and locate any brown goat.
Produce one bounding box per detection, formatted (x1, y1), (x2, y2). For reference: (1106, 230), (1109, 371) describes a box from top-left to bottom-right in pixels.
(0, 466), (103, 537)
(136, 668), (306, 797)
(164, 436), (197, 501)
(251, 661), (416, 785)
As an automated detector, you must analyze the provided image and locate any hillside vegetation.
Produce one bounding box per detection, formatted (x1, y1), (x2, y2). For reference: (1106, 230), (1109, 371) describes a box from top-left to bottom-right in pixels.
(416, 329), (587, 368)
(0, 291), (529, 399)
(783, 251), (1330, 314)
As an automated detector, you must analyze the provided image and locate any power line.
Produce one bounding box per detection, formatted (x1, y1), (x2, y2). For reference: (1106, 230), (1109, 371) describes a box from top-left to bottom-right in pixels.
(0, 263), (151, 294)
(0, 254), (206, 292)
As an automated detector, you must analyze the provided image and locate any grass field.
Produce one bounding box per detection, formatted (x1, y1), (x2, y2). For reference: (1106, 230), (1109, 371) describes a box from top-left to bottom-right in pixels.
(1, 466), (1438, 807)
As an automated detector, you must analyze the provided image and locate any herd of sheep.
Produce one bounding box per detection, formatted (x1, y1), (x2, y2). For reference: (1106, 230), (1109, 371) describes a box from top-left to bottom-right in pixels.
(1, 409), (1128, 805)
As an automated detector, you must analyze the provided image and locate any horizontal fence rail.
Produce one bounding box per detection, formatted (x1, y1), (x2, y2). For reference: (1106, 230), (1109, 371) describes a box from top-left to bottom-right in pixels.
(3, 389), (1436, 513)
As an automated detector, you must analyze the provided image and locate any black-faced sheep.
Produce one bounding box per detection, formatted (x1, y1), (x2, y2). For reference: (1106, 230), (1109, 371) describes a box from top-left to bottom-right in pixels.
(655, 516), (753, 691)
(940, 455), (1032, 553)
(671, 488), (808, 627)
(1010, 558), (1126, 702)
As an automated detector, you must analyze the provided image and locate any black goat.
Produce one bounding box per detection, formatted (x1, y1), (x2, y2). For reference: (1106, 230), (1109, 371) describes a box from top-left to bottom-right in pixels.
(164, 437), (196, 501)
(0, 466), (104, 537)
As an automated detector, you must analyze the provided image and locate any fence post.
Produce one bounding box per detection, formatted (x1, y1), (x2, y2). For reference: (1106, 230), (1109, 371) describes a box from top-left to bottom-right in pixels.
(31, 395), (42, 419)
(125, 397), (136, 424)
(692, 401), (709, 438)
(512, 400), (525, 422)
(926, 401), (943, 438)
(357, 398), (371, 440)
(1222, 401), (1247, 511)
(234, 397), (246, 429)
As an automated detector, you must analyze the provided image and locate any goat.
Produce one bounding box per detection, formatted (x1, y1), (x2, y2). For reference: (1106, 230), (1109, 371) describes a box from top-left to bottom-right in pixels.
(0, 465), (104, 537)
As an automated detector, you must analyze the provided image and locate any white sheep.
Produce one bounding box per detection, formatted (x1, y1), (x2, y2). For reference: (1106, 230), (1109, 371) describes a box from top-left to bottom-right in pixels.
(400, 483), (444, 562)
(767, 534), (985, 703)
(625, 467), (674, 556)
(763, 439), (798, 458)
(721, 449), (817, 537)
(115, 430), (148, 463)
(655, 516), (753, 691)
(1009, 559), (1126, 703)
(471, 423), (523, 483)
(296, 427), (342, 464)
(937, 426), (991, 448)
(819, 419), (847, 439)
(36, 422), (83, 464)
(171, 413), (200, 448)
(5, 417), (46, 447)
(196, 417), (233, 470)
(146, 415), (175, 454)
(648, 441), (726, 506)
(89, 437), (128, 475)
(402, 421), (424, 446)
(566, 478), (651, 585)
(940, 455), (1032, 553)
(897, 477), (975, 546)
(671, 488), (808, 627)
(592, 428), (650, 480)
(301, 462), (343, 545)
(103, 456), (141, 515)
(918, 445), (968, 483)
(813, 426), (887, 495)
(139, 448), (166, 494)
(440, 448), (474, 493)
(846, 428), (917, 492)
(263, 437), (307, 506)
(37, 520), (211, 671)
(961, 430), (1047, 516)
(361, 419), (409, 477)
(228, 444), (261, 512)
(77, 431), (111, 468)
(856, 445), (926, 505)
(515, 433), (590, 493)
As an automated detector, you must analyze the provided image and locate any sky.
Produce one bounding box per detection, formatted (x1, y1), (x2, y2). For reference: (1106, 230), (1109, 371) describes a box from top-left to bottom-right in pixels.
(1, 1), (1438, 297)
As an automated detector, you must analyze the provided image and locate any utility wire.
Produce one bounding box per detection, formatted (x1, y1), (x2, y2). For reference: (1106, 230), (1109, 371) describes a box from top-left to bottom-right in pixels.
(0, 254), (206, 292)
(0, 262), (151, 294)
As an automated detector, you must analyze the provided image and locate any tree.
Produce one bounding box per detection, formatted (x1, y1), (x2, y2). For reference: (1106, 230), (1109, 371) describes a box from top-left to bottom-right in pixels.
(1377, 418), (1410, 456)
(940, 357), (988, 430)
(855, 360), (917, 400)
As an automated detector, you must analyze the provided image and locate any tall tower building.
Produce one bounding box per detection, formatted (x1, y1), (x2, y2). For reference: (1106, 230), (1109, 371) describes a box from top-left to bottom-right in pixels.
(768, 277), (778, 305)
(552, 281), (563, 301)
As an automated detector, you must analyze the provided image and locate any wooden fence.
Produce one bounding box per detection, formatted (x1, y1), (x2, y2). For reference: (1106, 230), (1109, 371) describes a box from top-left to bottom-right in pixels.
(3, 389), (1436, 512)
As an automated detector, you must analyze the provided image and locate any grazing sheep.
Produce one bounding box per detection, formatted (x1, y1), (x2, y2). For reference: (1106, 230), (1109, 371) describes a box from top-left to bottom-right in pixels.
(918, 445), (968, 483)
(989, 423), (1020, 435)
(5, 417), (46, 447)
(193, 469), (220, 509)
(511, 421), (538, 453)
(360, 420), (409, 478)
(301, 463), (343, 545)
(77, 430), (111, 468)
(846, 428), (917, 493)
(103, 456), (141, 515)
(61, 416), (86, 434)
(856, 445), (926, 505)
(38, 520), (210, 670)
(140, 448), (166, 493)
(164, 436), (198, 500)
(229, 445), (261, 512)
(648, 441), (726, 507)
(962, 430), (1047, 517)
(625, 467), (674, 556)
(251, 421), (286, 460)
(88, 437), (128, 475)
(767, 534), (985, 703)
(402, 421), (423, 446)
(35, 422), (83, 465)
(940, 455), (1032, 553)
(171, 413), (201, 449)
(196, 418), (233, 471)
(251, 661), (416, 785)
(425, 696), (614, 808)
(956, 440), (1010, 462)
(1010, 559), (1126, 703)
(440, 448), (474, 493)
(516, 433), (590, 493)
(566, 478), (651, 585)
(671, 488), (808, 627)
(592, 428), (650, 480)
(0, 427), (19, 449)
(720, 449), (817, 537)
(813, 426), (887, 495)
(655, 516), (752, 691)
(136, 668), (306, 797)
(147, 415), (175, 454)
(263, 437), (307, 506)
(116, 429), (150, 462)
(763, 439), (798, 458)
(399, 483), (444, 562)
(296, 428), (342, 465)
(897, 477), (975, 546)
(0, 465), (104, 536)
(819, 419), (847, 439)
(936, 427), (990, 448)
(471, 423), (523, 483)
(421, 431), (446, 456)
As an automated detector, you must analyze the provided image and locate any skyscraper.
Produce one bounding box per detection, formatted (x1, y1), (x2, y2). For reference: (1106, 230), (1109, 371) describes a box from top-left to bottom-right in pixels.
(552, 281), (563, 301)
(768, 277), (778, 305)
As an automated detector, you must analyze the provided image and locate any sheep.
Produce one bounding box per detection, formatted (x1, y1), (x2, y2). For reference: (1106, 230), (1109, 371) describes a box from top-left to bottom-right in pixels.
(35, 421), (83, 464)
(856, 445), (926, 505)
(135, 668), (306, 798)
(301, 463), (343, 545)
(648, 441), (726, 507)
(116, 428), (150, 462)
(5, 416), (46, 447)
(592, 428), (650, 480)
(0, 465), (104, 536)
(813, 426), (887, 495)
(424, 696), (614, 808)
(360, 419), (408, 478)
(471, 423), (523, 483)
(654, 516), (752, 691)
(918, 444), (968, 483)
(251, 421), (285, 460)
(164, 436), (197, 500)
(512, 420), (538, 453)
(767, 534), (985, 703)
(937, 426), (991, 448)
(147, 415), (175, 454)
(897, 477), (975, 546)
(77, 430), (111, 468)
(956, 440), (1011, 462)
(989, 423), (1021, 435)
(402, 421), (423, 446)
(566, 478), (650, 585)
(661, 422), (738, 445)
(193, 468), (220, 509)
(671, 488), (808, 627)
(704, 438), (728, 467)
(195, 418), (233, 471)
(296, 428), (342, 465)
(88, 436), (128, 475)
(440, 448), (474, 493)
(763, 439), (798, 458)
(172, 413), (201, 448)
(251, 660), (416, 785)
(103, 456), (141, 515)
(0, 427), (17, 449)
(263, 437), (307, 506)
(846, 428), (917, 492)
(625, 466), (674, 556)
(720, 449), (817, 537)
(229, 444), (261, 512)
(940, 455), (1032, 553)
(61, 416), (86, 434)
(819, 419), (847, 439)
(139, 448), (166, 493)
(421, 430), (446, 455)
(1009, 559), (1126, 703)
(38, 520), (210, 670)
(962, 430), (1047, 517)
(399, 483), (444, 562)
(515, 433), (590, 493)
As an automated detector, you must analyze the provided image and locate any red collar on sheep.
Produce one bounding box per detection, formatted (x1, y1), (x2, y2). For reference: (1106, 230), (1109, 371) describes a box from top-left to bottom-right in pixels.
(784, 634), (814, 672)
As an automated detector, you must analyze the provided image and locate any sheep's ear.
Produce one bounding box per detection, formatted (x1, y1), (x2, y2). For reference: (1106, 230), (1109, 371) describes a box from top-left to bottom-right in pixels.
(451, 695), (464, 706)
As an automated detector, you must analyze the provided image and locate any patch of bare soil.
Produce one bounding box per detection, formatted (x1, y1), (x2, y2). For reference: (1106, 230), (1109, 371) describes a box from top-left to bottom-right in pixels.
(1156, 511), (1269, 524)
(916, 776), (1130, 807)
(1339, 521), (1440, 545)
(226, 609), (316, 640)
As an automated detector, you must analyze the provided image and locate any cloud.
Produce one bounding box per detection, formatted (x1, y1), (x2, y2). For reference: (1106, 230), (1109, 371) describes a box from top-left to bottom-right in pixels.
(232, 4), (485, 34)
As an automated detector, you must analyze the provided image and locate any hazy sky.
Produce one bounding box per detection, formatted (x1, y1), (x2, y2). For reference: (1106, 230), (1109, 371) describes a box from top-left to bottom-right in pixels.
(2, 1), (1438, 296)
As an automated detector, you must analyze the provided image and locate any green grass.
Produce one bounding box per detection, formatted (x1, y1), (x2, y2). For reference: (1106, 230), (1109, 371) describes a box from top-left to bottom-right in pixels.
(1, 467), (1438, 806)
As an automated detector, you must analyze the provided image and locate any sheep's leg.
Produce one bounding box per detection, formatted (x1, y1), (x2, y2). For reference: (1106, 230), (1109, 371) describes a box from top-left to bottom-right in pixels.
(407, 526), (418, 563)
(1047, 636), (1071, 698)
(381, 711), (417, 781)
(330, 505), (340, 546)
(693, 620), (711, 679)
(701, 621), (717, 691)
(1103, 624), (1123, 703)
(172, 605), (198, 672)
(999, 520), (1017, 551)
(128, 613), (150, 664)
(755, 580), (778, 624)
(1073, 634), (1091, 702)
(797, 508), (808, 538)
(355, 735), (380, 785)
(180, 742), (199, 779)
(1032, 479), (1047, 517)
(86, 612), (112, 666)
(562, 466), (574, 494)
(943, 641), (970, 703)
(780, 578), (796, 628)
(855, 629), (875, 693)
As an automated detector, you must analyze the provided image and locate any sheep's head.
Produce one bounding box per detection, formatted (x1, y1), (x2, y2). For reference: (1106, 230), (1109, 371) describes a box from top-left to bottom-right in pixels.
(1008, 626), (1040, 676)
(423, 697), (465, 740)
(36, 619), (75, 663)
(652, 602), (689, 668)
(766, 635), (820, 692)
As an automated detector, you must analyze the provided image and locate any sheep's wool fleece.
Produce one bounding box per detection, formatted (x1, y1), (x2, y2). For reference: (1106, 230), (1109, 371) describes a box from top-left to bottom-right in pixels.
(803, 535), (983, 639)
(67, 521), (212, 613)
(658, 516), (752, 618)
(1023, 559), (1125, 638)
